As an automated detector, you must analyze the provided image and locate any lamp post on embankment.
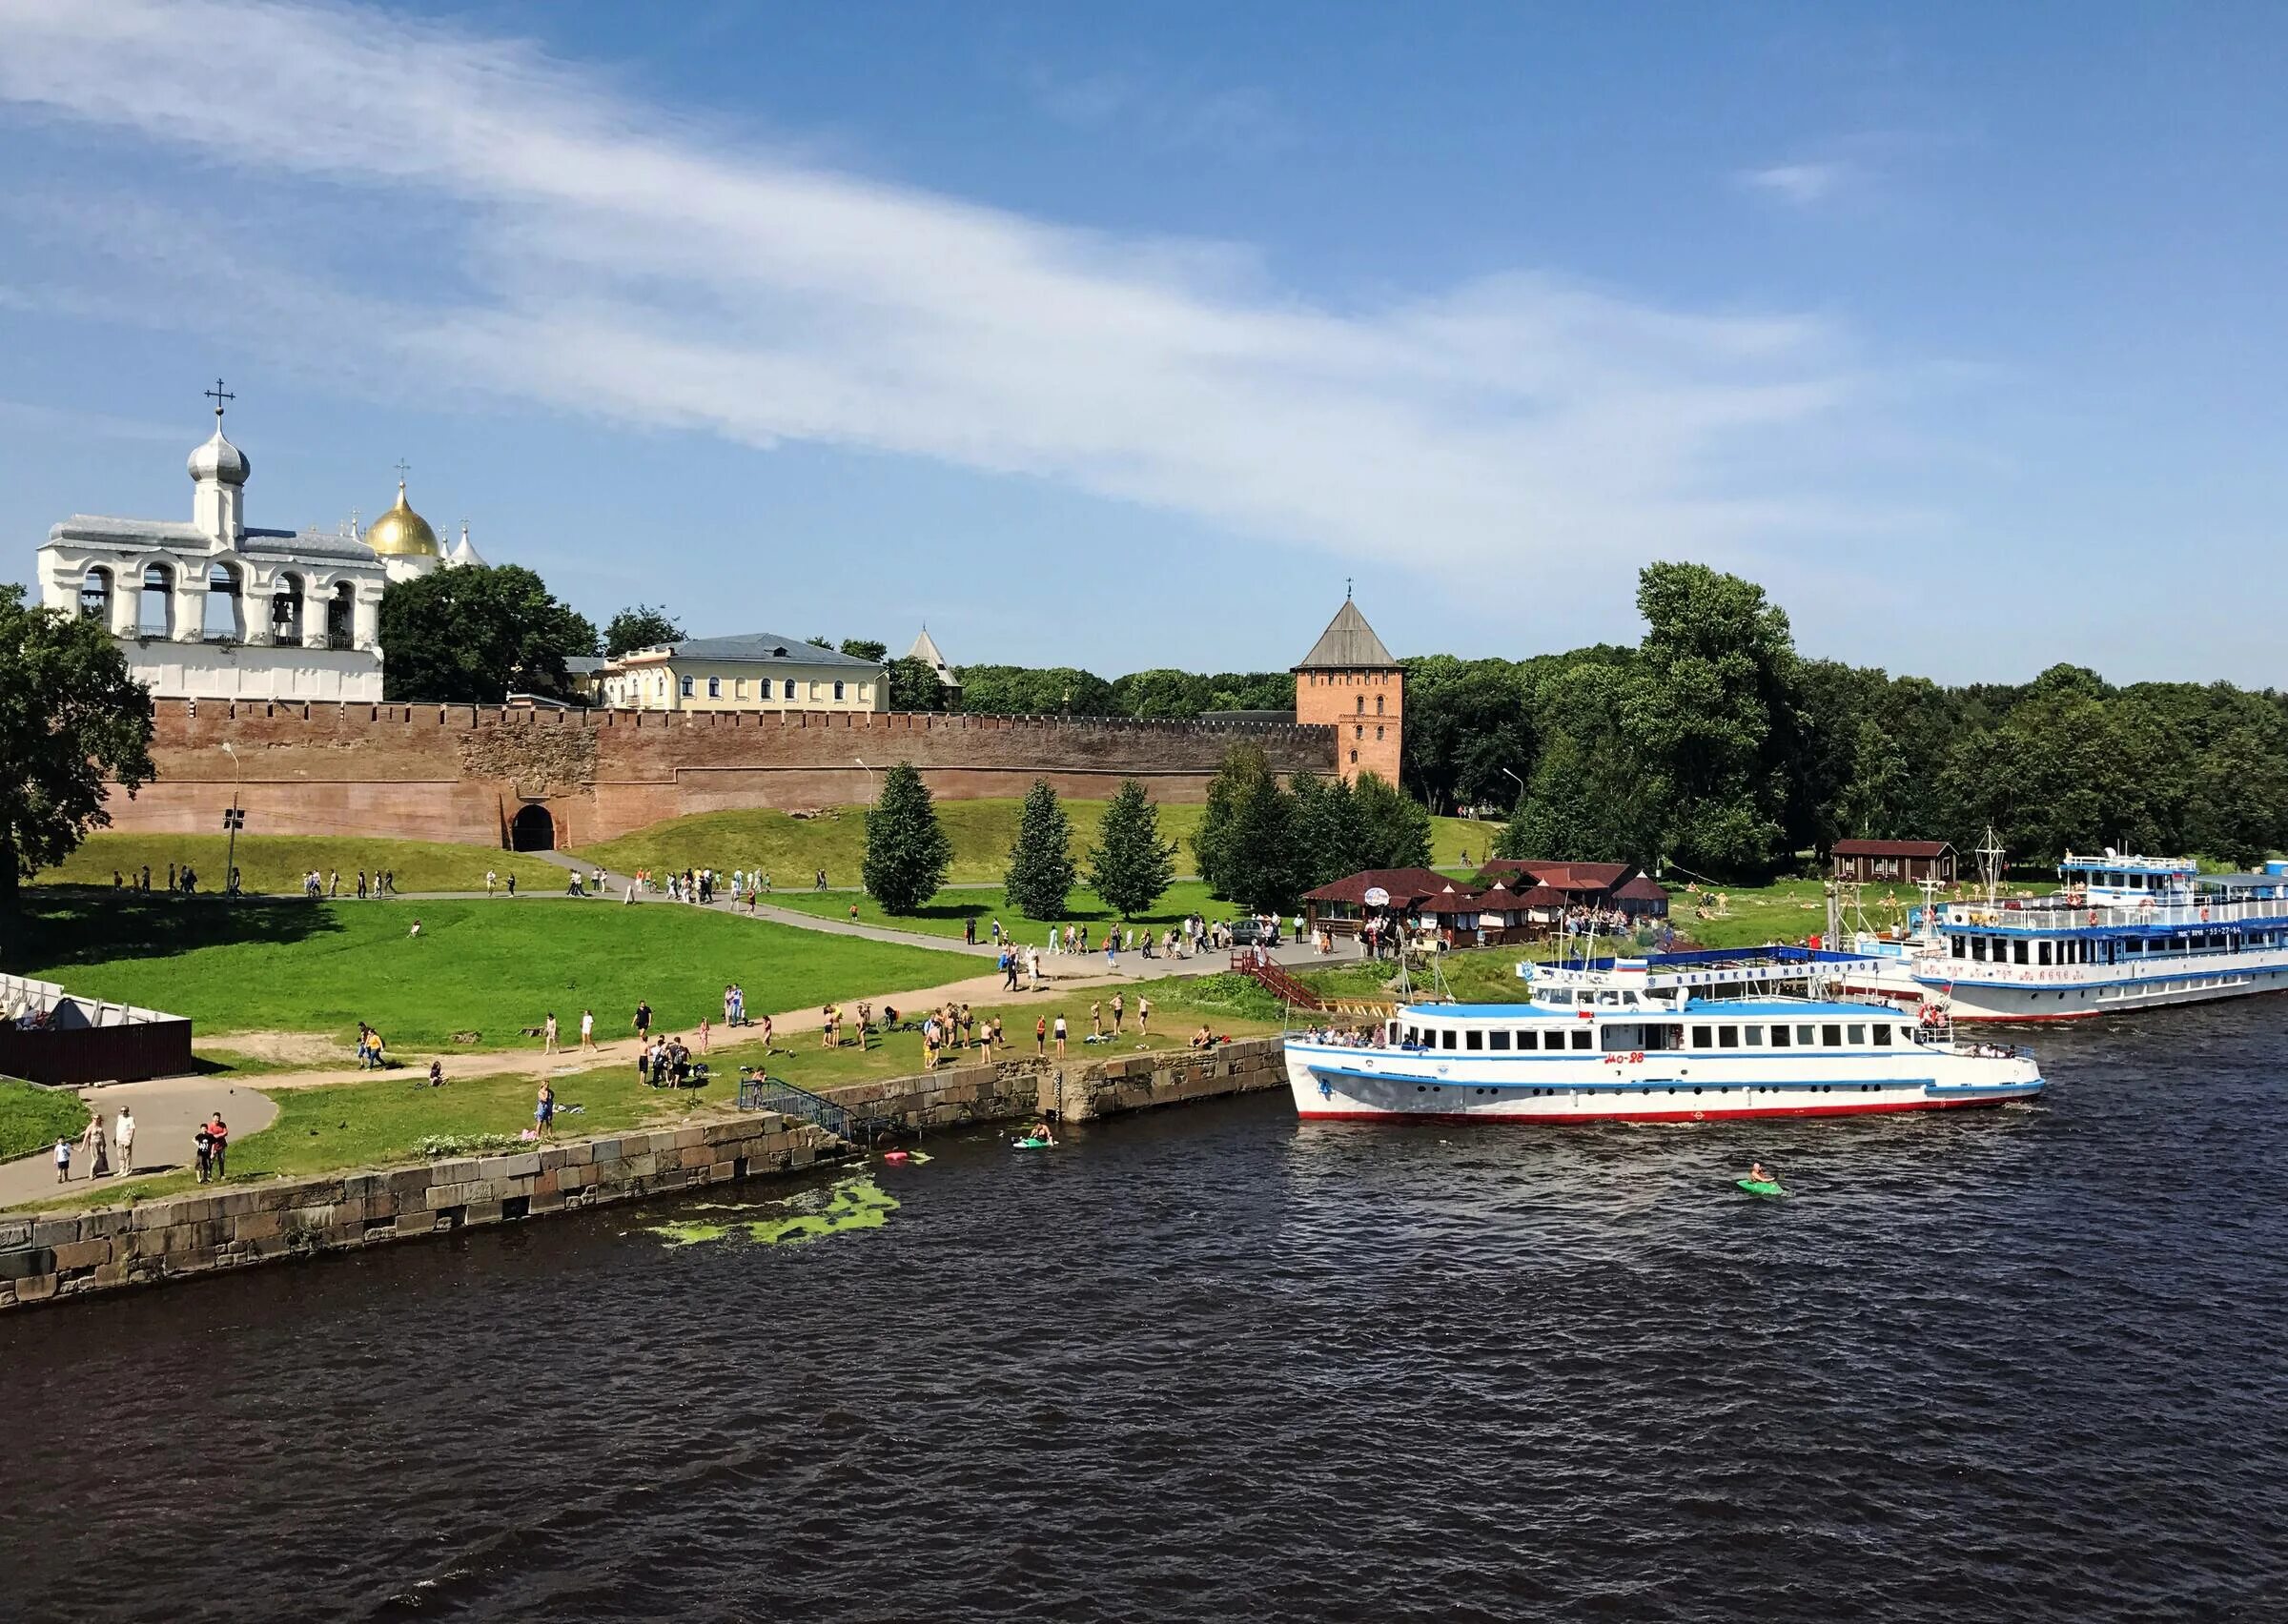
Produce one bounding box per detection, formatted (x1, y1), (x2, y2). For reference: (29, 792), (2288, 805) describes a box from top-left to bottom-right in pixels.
(854, 757), (878, 802)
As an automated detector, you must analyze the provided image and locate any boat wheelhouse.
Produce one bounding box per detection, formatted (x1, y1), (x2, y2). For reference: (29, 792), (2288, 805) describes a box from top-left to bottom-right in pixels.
(1285, 986), (2041, 1125)
(1842, 854), (2288, 1023)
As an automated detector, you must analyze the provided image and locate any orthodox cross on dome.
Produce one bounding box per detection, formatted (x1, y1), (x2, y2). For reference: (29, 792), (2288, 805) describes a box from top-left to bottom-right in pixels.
(394, 457), (412, 486)
(1346, 576), (1353, 599)
(204, 377), (234, 421)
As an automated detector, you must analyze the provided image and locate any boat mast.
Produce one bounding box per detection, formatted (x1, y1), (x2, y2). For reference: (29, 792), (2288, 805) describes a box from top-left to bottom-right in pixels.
(1976, 826), (2007, 911)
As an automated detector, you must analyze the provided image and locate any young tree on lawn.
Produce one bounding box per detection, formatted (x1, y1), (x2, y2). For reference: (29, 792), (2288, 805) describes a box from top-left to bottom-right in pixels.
(1195, 742), (1298, 911)
(1087, 780), (1177, 919)
(603, 602), (684, 658)
(861, 761), (952, 913)
(1005, 779), (1078, 919)
(0, 584), (155, 903)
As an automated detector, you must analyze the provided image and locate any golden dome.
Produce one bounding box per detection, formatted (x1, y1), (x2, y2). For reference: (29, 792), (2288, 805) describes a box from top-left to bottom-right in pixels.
(365, 479), (441, 558)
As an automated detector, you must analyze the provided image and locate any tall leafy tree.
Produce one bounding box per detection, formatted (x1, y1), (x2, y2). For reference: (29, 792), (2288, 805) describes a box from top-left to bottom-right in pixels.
(1086, 780), (1177, 918)
(861, 761), (952, 913)
(888, 654), (953, 712)
(0, 585), (156, 903)
(950, 664), (1117, 717)
(1621, 562), (1799, 881)
(603, 603), (684, 658)
(1195, 742), (1299, 910)
(1290, 771), (1367, 889)
(837, 638), (889, 663)
(379, 565), (599, 703)
(1349, 769), (1434, 869)
(1005, 779), (1078, 918)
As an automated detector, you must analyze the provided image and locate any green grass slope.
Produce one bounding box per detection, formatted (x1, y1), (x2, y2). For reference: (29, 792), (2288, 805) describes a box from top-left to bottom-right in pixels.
(579, 799), (1488, 884)
(34, 835), (567, 897)
(0, 1079), (92, 1162)
(6, 895), (977, 1053)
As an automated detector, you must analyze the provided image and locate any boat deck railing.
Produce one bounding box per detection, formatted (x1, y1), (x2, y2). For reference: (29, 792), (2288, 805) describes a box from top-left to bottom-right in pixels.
(1942, 896), (2288, 933)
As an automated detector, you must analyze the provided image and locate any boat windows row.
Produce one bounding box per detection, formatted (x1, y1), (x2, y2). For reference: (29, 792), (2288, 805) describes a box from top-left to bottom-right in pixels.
(1950, 930), (2275, 965)
(1398, 1021), (1910, 1053)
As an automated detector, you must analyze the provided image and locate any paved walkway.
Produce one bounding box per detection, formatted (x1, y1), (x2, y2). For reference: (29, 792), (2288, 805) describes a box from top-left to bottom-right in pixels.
(0, 1074), (279, 1208)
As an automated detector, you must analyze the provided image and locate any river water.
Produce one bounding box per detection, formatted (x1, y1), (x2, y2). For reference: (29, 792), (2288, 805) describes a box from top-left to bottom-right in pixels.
(5, 1003), (2285, 1622)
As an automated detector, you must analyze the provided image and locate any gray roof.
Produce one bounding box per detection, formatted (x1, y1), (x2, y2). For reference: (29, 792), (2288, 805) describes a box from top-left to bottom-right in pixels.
(48, 515), (206, 549)
(1293, 599), (1396, 670)
(238, 527), (379, 562)
(636, 632), (881, 668)
(563, 656), (607, 675)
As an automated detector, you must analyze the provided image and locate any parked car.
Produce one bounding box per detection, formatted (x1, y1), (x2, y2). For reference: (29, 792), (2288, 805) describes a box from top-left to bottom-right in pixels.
(1227, 919), (1283, 948)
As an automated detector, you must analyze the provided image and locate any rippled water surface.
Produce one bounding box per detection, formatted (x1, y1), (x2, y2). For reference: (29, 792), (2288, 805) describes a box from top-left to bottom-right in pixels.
(6, 1003), (2287, 1621)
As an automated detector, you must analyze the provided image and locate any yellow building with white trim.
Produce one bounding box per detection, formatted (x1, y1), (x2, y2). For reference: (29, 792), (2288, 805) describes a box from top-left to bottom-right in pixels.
(598, 633), (887, 712)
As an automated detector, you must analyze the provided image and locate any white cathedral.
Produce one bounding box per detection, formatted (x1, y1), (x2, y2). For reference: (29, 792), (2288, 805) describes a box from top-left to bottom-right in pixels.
(34, 385), (485, 702)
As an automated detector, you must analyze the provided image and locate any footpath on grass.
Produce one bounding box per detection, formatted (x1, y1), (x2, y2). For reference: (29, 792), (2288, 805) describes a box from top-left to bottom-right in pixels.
(0, 1075), (278, 1209)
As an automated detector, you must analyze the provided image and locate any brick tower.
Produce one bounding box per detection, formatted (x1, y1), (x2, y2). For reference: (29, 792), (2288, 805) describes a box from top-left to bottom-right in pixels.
(1293, 593), (1402, 783)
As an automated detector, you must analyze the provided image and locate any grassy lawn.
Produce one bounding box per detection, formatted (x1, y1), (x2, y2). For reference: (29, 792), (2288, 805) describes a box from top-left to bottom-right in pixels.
(0, 1079), (91, 1162)
(766, 879), (1234, 942)
(34, 834), (566, 897)
(7, 972), (1288, 1211)
(10, 1059), (712, 1211)
(577, 800), (1489, 885)
(3, 895), (976, 1054)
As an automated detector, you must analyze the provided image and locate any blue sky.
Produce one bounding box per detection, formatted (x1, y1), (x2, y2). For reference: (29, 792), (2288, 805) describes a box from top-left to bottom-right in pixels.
(1, 1), (2282, 682)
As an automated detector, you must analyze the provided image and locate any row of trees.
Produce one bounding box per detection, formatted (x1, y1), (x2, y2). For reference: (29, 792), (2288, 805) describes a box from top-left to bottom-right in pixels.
(1432, 565), (2288, 877)
(861, 770), (1180, 921)
(1194, 748), (1435, 913)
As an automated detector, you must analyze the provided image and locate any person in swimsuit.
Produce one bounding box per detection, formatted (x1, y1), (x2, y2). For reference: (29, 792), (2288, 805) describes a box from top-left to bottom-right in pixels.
(1748, 1161), (1776, 1186)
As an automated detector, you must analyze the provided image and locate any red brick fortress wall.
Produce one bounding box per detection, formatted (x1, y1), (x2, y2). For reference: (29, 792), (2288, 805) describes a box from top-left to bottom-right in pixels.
(107, 701), (1339, 848)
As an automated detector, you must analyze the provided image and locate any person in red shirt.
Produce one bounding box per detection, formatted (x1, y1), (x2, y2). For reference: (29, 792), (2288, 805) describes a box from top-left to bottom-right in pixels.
(206, 1114), (230, 1180)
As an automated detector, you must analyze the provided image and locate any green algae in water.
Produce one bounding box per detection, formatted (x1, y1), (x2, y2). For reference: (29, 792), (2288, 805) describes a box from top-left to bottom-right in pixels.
(645, 1175), (898, 1250)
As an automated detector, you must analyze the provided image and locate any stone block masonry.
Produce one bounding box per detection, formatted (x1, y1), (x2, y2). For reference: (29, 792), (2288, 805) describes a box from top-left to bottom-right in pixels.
(0, 1038), (1293, 1311)
(0, 1113), (845, 1310)
(102, 700), (1339, 847)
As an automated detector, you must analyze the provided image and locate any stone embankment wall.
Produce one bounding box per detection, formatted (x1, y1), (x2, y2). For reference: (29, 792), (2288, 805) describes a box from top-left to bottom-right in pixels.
(0, 1038), (1292, 1312)
(100, 700), (1338, 848)
(0, 1112), (842, 1310)
(823, 1034), (1289, 1129)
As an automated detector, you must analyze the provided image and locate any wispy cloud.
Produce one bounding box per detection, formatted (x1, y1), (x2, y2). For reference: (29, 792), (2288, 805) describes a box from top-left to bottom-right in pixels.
(0, 0), (1926, 587)
(1738, 160), (1854, 207)
(1025, 66), (1297, 156)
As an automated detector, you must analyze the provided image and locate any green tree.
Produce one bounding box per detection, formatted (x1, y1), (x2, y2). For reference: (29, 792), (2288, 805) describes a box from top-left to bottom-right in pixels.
(1498, 663), (1664, 866)
(603, 602), (684, 658)
(1086, 780), (1177, 918)
(379, 565), (599, 703)
(1621, 561), (1799, 881)
(860, 761), (952, 913)
(888, 654), (952, 712)
(1005, 779), (1078, 919)
(1349, 770), (1434, 869)
(0, 585), (155, 902)
(953, 664), (1117, 717)
(837, 638), (889, 663)
(1195, 743), (1298, 910)
(1290, 771), (1367, 888)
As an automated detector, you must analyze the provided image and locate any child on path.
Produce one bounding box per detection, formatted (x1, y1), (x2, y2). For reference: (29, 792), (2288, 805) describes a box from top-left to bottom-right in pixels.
(53, 1136), (71, 1183)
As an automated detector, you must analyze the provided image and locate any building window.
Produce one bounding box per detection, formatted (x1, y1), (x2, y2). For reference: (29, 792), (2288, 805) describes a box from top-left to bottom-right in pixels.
(783, 679), (796, 700)
(1376, 694), (1385, 715)
(270, 573), (305, 645)
(1355, 725), (1363, 739)
(1376, 726), (1384, 741)
(203, 561), (243, 641)
(137, 563), (174, 638)
(833, 680), (846, 700)
(680, 676), (694, 698)
(705, 677), (720, 698)
(1348, 749), (1358, 763)
(1356, 696), (1364, 714)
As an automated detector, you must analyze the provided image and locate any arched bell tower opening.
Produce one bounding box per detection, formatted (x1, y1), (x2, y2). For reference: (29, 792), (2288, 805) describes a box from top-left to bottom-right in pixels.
(509, 802), (556, 852)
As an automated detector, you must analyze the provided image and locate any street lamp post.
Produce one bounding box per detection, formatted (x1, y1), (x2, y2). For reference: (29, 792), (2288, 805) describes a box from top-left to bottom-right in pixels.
(220, 742), (244, 901)
(854, 757), (878, 801)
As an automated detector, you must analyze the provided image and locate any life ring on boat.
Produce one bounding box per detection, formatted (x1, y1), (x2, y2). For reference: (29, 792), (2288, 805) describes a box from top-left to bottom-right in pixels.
(2087, 910), (2098, 926)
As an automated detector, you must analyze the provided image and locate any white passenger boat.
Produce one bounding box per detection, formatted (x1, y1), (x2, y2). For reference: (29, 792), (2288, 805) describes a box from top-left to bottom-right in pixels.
(1284, 958), (2042, 1124)
(1837, 850), (2288, 1024)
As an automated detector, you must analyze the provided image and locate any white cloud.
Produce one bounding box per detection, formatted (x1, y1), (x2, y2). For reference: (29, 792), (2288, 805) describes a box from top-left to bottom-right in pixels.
(0, 0), (1920, 586)
(1738, 161), (1853, 206)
